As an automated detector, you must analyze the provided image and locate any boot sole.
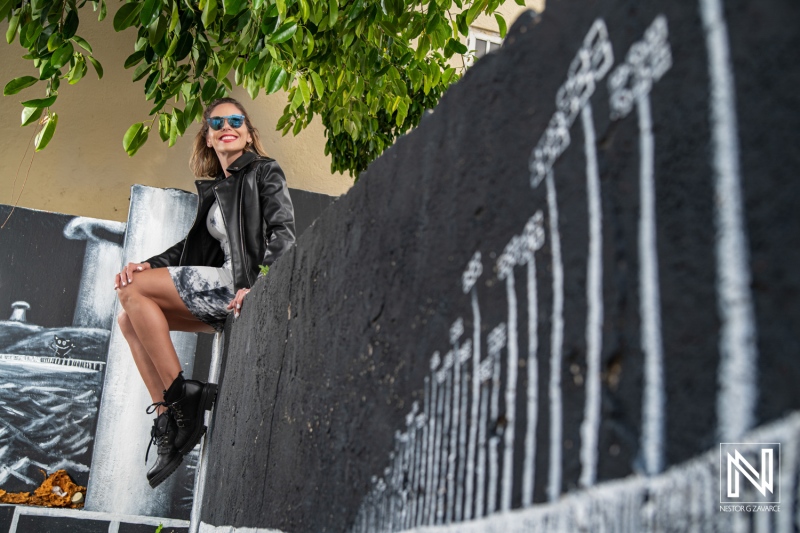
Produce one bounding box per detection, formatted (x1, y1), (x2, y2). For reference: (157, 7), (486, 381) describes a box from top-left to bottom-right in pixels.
(148, 453), (183, 488)
(177, 383), (218, 455)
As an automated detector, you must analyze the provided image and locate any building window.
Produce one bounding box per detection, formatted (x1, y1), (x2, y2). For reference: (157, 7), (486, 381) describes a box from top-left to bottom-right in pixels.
(466, 29), (503, 66)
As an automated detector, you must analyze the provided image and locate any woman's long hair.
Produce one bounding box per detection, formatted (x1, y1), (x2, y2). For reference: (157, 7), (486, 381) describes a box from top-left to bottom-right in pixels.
(190, 97), (269, 178)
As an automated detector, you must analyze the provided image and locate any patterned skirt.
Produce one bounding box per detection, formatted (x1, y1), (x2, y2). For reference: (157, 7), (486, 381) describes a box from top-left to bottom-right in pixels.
(168, 266), (236, 332)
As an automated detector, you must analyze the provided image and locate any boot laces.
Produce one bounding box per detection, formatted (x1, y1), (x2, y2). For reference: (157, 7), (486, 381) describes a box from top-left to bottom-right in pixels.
(145, 402), (171, 463)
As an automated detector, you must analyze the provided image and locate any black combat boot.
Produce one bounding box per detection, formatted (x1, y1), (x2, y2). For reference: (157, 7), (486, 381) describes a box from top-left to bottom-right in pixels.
(145, 410), (182, 488)
(164, 372), (219, 455)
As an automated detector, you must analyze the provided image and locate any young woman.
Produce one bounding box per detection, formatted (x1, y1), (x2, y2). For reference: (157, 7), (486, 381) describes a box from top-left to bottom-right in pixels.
(115, 97), (296, 487)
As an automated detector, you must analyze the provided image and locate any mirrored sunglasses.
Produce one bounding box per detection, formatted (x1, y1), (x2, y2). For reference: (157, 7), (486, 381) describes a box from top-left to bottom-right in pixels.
(207, 114), (245, 130)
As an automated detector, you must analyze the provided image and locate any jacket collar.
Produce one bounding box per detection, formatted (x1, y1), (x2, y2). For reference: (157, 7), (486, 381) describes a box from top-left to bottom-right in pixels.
(216, 151), (259, 180)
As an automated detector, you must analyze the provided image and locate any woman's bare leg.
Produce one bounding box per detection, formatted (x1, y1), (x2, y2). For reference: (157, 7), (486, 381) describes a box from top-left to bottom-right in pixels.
(118, 310), (170, 411)
(116, 268), (214, 398)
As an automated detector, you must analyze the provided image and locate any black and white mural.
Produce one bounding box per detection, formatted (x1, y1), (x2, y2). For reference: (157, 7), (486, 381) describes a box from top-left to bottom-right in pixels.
(0, 205), (124, 495)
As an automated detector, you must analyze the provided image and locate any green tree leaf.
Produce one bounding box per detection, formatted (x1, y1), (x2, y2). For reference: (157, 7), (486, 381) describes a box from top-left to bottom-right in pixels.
(298, 76), (311, 106)
(223, 0), (245, 15)
(123, 122), (144, 152)
(201, 0), (217, 29)
(21, 106), (44, 126)
(5, 13), (20, 44)
(495, 13), (506, 38)
(21, 95), (57, 108)
(113, 3), (143, 32)
(4, 76), (39, 96)
(268, 21), (297, 44)
(63, 9), (79, 39)
(310, 70), (324, 97)
(140, 0), (160, 27)
(34, 112), (58, 151)
(266, 67), (287, 94)
(328, 0), (338, 26)
(71, 34), (93, 53)
(51, 42), (74, 69)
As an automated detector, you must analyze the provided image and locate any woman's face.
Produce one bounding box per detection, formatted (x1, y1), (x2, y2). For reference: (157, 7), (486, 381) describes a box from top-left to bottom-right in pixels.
(206, 102), (252, 159)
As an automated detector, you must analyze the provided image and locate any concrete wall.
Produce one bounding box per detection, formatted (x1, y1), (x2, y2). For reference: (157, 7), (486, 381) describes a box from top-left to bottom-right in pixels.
(197, 0), (800, 531)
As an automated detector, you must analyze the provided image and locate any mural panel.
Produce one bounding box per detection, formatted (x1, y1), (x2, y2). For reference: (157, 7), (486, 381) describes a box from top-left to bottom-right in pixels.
(0, 206), (124, 494)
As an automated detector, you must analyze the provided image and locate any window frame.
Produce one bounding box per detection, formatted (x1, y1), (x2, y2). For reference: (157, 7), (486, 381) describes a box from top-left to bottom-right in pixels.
(465, 28), (504, 66)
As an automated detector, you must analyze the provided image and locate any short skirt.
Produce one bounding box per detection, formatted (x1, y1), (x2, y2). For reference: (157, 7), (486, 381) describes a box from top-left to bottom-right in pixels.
(168, 266), (236, 332)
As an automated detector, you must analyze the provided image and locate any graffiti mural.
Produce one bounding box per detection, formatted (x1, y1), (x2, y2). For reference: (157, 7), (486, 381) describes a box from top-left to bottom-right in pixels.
(0, 206), (125, 494)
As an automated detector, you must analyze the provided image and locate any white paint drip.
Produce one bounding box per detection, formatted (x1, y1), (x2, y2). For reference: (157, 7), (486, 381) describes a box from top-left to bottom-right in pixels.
(637, 93), (665, 476)
(608, 14), (673, 477)
(545, 170), (565, 502)
(579, 102), (604, 489)
(447, 321), (464, 524)
(417, 385), (430, 527)
(522, 258), (539, 507)
(438, 351), (455, 524)
(464, 254), (483, 521)
(497, 253), (519, 512)
(699, 0), (759, 443)
(455, 341), (471, 522)
(426, 355), (440, 524)
(475, 379), (489, 519)
(486, 324), (507, 515)
(433, 360), (447, 524)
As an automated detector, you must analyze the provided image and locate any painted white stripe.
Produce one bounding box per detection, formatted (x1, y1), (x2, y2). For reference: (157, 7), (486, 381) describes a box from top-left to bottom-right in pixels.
(455, 346), (470, 522)
(501, 268), (518, 512)
(522, 258), (539, 507)
(108, 521), (120, 533)
(487, 349), (502, 514)
(427, 365), (439, 524)
(8, 506), (19, 533)
(699, 0), (758, 443)
(546, 169), (565, 502)
(438, 356), (453, 524)
(464, 289), (482, 520)
(475, 385), (489, 518)
(637, 93), (666, 476)
(579, 103), (604, 489)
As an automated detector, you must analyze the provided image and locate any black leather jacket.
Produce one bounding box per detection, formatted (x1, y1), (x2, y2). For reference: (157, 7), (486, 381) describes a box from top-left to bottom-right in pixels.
(145, 151), (296, 290)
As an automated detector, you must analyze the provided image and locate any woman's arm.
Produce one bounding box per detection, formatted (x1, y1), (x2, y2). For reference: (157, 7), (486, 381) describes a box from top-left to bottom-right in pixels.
(257, 161), (296, 270)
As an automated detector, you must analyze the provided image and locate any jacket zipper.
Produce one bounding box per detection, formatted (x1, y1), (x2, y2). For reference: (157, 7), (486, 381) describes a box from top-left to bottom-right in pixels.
(239, 185), (253, 287)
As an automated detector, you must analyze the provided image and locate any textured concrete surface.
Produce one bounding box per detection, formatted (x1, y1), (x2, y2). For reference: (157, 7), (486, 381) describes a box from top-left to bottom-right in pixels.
(199, 1), (799, 531)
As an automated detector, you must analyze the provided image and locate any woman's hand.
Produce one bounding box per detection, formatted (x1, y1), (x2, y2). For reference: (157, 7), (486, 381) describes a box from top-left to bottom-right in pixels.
(227, 288), (251, 318)
(115, 262), (151, 289)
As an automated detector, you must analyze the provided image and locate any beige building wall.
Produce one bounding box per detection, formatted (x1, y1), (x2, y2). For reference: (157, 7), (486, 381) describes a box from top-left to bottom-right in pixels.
(0, 5), (351, 222)
(0, 0), (543, 222)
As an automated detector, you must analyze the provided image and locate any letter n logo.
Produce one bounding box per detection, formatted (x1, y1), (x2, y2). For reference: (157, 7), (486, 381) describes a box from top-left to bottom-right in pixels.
(720, 443), (780, 504)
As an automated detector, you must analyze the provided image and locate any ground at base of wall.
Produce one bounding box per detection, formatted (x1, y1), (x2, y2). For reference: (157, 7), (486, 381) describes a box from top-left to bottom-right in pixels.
(0, 470), (84, 509)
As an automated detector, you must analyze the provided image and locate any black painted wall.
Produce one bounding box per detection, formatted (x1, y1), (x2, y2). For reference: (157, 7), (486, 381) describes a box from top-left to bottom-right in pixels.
(200, 1), (799, 531)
